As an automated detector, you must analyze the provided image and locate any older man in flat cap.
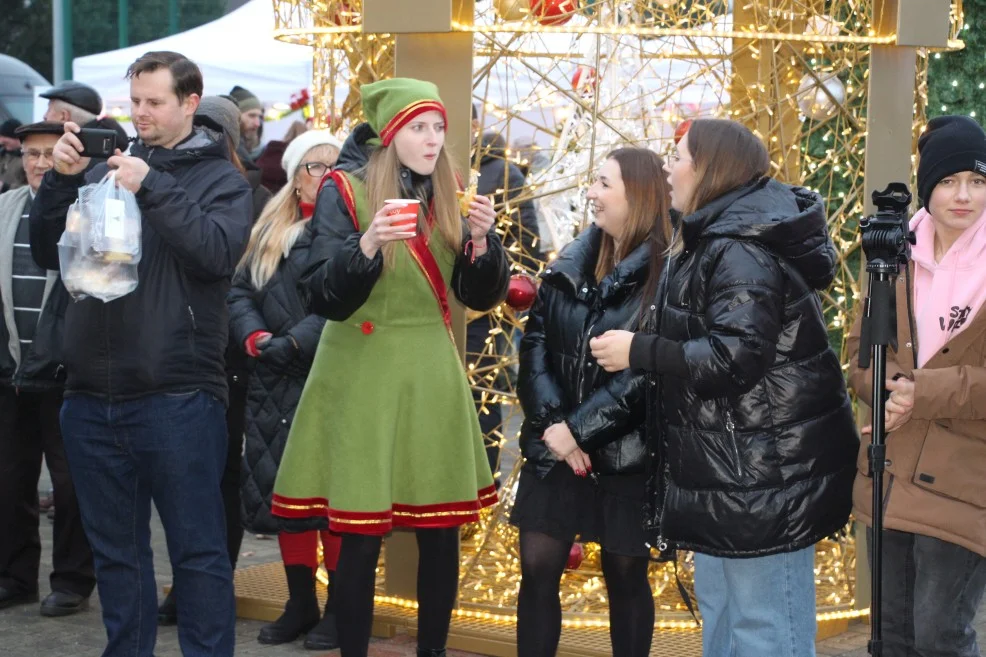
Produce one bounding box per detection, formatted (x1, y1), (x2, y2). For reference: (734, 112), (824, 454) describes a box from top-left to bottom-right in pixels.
(41, 81), (104, 126)
(0, 121), (94, 617)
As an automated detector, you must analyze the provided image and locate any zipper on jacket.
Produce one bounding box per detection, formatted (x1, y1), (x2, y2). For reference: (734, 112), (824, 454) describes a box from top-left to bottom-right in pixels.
(187, 305), (197, 330)
(653, 460), (672, 552)
(723, 403), (742, 479)
(104, 304), (112, 399)
(576, 321), (597, 404)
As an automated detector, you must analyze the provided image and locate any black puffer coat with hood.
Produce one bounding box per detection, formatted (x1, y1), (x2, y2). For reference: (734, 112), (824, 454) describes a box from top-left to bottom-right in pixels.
(630, 178), (858, 557)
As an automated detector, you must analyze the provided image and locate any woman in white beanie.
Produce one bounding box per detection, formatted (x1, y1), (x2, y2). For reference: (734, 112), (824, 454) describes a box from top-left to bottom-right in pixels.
(227, 130), (344, 650)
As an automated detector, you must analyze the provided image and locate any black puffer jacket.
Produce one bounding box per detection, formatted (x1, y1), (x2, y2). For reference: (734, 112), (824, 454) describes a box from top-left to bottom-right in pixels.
(228, 227), (326, 534)
(630, 178), (857, 557)
(303, 123), (510, 320)
(29, 123), (253, 404)
(518, 225), (648, 478)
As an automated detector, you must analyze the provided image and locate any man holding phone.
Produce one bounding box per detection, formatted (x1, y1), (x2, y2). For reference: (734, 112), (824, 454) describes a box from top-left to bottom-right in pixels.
(29, 51), (252, 657)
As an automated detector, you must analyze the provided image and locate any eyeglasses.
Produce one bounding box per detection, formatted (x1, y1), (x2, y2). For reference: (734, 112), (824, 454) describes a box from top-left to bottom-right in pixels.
(304, 162), (331, 177)
(23, 149), (55, 162)
(665, 150), (691, 166)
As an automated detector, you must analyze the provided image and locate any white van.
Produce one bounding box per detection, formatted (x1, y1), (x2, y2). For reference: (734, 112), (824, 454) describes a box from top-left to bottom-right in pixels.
(0, 55), (50, 123)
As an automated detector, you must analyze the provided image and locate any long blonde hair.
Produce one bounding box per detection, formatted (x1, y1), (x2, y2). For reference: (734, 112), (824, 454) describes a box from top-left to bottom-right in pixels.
(237, 144), (339, 289)
(363, 144), (461, 269)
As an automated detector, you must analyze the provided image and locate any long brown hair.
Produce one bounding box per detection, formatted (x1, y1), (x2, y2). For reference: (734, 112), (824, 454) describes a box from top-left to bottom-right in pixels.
(363, 144), (461, 269)
(237, 143), (339, 289)
(680, 118), (770, 217)
(595, 148), (673, 289)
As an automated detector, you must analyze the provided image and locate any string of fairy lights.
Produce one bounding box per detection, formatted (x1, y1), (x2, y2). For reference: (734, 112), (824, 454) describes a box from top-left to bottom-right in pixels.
(276, 0), (965, 632)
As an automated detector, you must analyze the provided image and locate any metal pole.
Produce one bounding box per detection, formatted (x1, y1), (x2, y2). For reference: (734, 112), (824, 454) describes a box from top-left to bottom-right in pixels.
(52, 0), (64, 83)
(168, 0), (179, 35)
(118, 0), (129, 48)
(63, 0), (73, 80)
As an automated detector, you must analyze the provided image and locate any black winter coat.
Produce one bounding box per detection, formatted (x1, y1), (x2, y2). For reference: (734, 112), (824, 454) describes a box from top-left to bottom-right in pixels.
(302, 123), (510, 321)
(226, 170), (273, 393)
(477, 137), (542, 270)
(228, 227), (326, 534)
(519, 225), (648, 478)
(29, 123), (253, 404)
(630, 178), (858, 557)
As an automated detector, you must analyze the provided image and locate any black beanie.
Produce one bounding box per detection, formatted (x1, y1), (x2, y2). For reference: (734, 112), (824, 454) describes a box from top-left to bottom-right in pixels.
(917, 115), (986, 210)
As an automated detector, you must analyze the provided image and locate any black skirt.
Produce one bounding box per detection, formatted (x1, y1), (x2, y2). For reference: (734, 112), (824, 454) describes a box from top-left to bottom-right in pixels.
(509, 464), (652, 557)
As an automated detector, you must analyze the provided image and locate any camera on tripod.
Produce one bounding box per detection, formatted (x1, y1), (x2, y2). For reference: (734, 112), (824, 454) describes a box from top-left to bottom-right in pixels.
(856, 182), (918, 657)
(860, 183), (916, 275)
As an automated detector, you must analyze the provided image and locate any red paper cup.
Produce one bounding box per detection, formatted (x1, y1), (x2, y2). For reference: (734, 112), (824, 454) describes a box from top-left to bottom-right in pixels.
(385, 199), (421, 236)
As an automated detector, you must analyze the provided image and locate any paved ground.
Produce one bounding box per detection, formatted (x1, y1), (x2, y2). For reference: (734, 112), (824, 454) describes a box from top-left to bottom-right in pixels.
(1, 472), (981, 656)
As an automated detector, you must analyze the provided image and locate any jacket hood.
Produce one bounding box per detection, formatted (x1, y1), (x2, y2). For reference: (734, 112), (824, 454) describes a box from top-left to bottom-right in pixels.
(542, 224), (650, 300)
(681, 177), (837, 290)
(130, 122), (229, 171)
(335, 122), (377, 173)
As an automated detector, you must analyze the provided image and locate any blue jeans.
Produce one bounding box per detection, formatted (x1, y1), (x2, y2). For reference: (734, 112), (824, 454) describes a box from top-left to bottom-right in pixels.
(693, 547), (817, 657)
(869, 528), (986, 657)
(61, 391), (235, 657)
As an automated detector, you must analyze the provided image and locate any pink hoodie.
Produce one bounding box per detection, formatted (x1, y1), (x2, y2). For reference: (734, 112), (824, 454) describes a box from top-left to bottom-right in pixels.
(909, 207), (986, 366)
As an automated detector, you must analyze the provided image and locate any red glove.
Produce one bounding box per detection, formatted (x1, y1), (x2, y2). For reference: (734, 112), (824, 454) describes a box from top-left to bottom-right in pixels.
(244, 331), (272, 358)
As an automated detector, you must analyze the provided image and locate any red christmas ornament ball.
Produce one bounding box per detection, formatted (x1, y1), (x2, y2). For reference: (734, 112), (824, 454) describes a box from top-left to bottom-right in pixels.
(506, 274), (538, 311)
(673, 118), (693, 145)
(566, 543), (584, 570)
(531, 0), (578, 26)
(571, 65), (597, 94)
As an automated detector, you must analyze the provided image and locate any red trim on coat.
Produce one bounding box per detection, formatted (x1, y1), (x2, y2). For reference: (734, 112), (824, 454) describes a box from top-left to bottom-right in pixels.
(272, 487), (499, 536)
(327, 170), (360, 230)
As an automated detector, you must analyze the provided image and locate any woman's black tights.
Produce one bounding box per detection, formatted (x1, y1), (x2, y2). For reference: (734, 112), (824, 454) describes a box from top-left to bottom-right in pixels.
(517, 530), (654, 657)
(335, 527), (460, 657)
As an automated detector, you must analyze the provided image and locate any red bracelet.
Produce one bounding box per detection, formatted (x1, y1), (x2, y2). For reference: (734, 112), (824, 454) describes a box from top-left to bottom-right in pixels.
(464, 238), (488, 264)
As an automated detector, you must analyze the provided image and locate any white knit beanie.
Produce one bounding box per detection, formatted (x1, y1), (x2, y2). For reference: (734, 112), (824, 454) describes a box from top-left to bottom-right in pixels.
(281, 130), (345, 181)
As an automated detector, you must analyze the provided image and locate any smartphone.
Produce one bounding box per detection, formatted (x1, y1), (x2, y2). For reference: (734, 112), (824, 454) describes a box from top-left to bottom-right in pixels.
(77, 128), (118, 159)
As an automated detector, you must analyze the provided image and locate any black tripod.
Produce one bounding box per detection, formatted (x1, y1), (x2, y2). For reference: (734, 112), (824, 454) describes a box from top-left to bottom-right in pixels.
(857, 269), (897, 657)
(857, 182), (915, 657)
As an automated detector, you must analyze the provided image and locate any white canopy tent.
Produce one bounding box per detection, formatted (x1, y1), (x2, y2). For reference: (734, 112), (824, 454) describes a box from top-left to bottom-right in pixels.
(69, 0), (313, 140)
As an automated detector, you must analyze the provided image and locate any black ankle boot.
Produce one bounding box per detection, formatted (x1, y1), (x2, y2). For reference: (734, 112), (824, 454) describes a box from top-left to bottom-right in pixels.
(303, 608), (339, 650)
(417, 649), (447, 657)
(257, 565), (320, 645)
(157, 588), (177, 626)
(304, 570), (339, 650)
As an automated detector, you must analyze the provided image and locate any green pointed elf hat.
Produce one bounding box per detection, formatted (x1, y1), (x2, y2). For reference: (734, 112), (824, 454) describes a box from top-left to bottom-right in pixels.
(361, 78), (448, 147)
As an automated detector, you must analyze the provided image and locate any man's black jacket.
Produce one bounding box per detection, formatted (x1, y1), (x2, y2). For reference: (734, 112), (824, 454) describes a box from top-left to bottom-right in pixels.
(29, 123), (253, 404)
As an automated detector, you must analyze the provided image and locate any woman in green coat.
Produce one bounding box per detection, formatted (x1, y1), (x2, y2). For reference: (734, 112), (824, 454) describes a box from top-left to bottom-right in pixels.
(271, 78), (510, 657)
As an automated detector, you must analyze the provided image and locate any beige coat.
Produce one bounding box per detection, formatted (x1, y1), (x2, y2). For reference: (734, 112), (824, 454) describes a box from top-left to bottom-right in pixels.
(848, 264), (986, 556)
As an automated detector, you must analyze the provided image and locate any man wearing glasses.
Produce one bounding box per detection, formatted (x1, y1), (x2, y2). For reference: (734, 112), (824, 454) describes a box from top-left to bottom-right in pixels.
(0, 121), (94, 617)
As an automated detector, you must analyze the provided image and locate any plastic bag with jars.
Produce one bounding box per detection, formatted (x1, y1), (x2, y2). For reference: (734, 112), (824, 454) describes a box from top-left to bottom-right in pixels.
(57, 171), (142, 302)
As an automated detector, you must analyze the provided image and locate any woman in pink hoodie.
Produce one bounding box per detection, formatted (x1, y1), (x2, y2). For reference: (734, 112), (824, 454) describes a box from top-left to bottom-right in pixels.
(849, 114), (986, 657)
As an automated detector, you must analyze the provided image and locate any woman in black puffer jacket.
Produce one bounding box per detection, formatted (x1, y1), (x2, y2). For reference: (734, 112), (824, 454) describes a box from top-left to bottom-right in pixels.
(512, 148), (672, 657)
(592, 119), (858, 657)
(228, 131), (342, 651)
